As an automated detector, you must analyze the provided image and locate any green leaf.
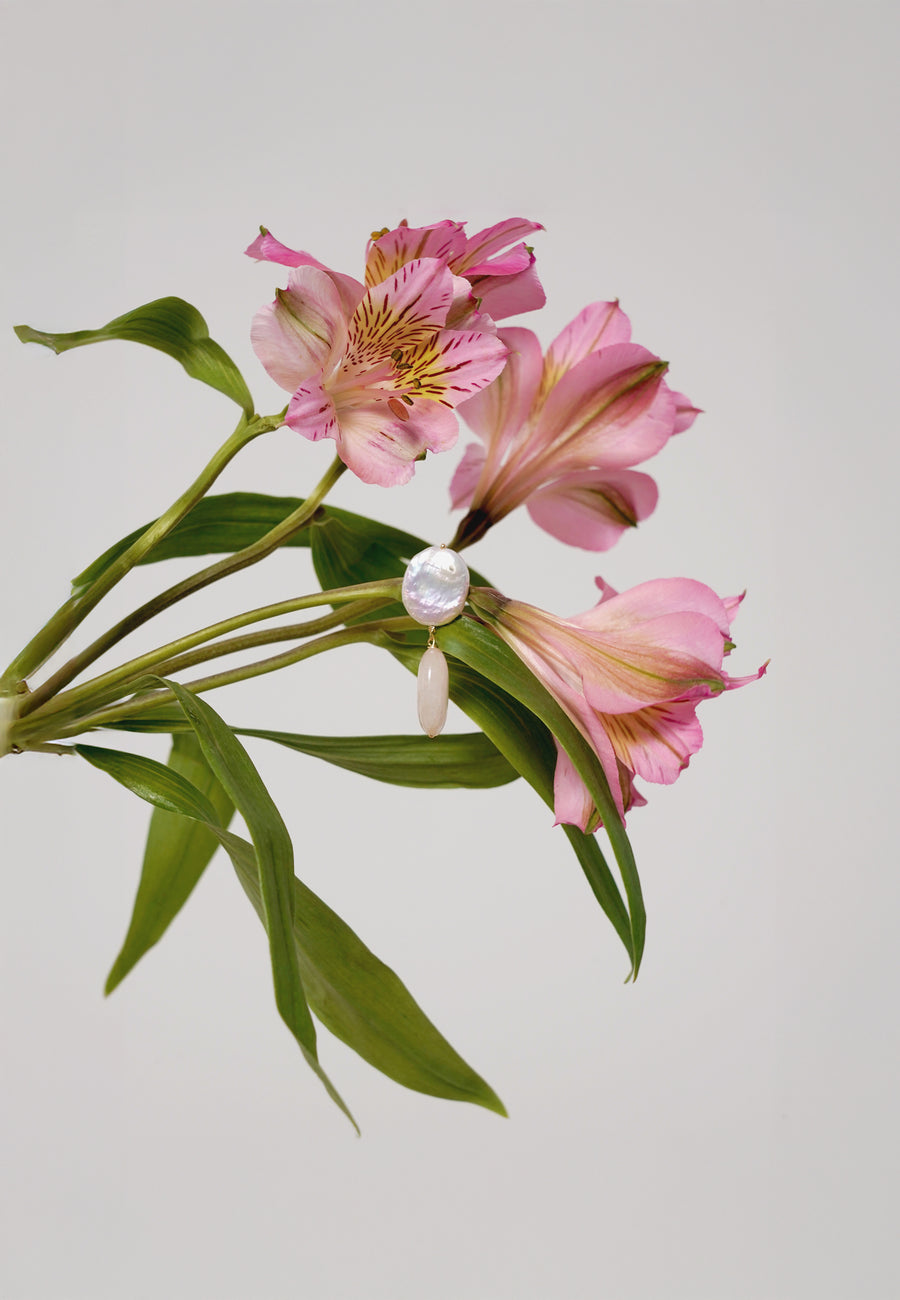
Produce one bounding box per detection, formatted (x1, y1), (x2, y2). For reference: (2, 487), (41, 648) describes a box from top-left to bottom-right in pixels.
(434, 619), (646, 979)
(388, 643), (635, 966)
(157, 683), (324, 1066)
(77, 725), (356, 1127)
(75, 742), (221, 823)
(15, 297), (254, 415)
(98, 734), (235, 994)
(234, 728), (518, 789)
(79, 730), (504, 1116)
(230, 848), (506, 1115)
(108, 711), (518, 791)
(69, 493), (440, 597)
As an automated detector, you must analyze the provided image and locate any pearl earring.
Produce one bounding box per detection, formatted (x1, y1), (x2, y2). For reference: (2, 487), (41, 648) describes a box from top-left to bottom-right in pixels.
(401, 546), (470, 738)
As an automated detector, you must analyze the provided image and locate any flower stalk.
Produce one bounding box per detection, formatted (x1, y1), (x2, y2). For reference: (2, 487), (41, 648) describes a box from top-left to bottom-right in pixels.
(9, 581), (401, 750)
(1, 411), (282, 696)
(27, 619), (401, 742)
(17, 453), (347, 717)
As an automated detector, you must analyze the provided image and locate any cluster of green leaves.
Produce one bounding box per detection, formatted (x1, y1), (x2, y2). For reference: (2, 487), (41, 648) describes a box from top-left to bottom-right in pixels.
(77, 494), (644, 1125)
(18, 296), (645, 1127)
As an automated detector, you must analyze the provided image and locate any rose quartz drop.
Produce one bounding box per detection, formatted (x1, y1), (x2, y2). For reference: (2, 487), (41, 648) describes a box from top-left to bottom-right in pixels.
(417, 645), (449, 737)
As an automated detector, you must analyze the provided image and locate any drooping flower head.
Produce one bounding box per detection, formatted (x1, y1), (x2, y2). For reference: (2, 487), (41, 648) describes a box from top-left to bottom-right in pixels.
(450, 303), (700, 550)
(247, 215), (546, 324)
(250, 256), (508, 487)
(468, 579), (765, 832)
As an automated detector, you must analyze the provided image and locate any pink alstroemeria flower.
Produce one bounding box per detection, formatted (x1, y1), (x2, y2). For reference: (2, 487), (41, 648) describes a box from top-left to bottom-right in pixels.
(246, 215), (545, 323)
(250, 257), (508, 487)
(449, 302), (700, 550)
(468, 579), (765, 832)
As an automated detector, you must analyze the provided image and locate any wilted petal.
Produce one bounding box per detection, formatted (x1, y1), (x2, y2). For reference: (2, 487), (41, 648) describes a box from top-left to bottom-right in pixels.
(250, 265), (348, 392)
(526, 469), (659, 551)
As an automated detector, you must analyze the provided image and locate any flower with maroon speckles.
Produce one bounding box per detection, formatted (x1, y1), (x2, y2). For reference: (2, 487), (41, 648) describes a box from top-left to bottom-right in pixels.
(250, 257), (508, 486)
(246, 215), (545, 324)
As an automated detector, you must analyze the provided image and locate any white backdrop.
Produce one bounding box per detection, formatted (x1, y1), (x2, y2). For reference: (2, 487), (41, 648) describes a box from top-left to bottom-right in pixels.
(1, 2), (897, 1297)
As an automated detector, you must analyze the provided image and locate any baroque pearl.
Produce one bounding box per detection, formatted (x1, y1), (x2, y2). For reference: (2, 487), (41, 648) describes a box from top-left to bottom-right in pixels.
(417, 645), (449, 737)
(402, 546), (470, 626)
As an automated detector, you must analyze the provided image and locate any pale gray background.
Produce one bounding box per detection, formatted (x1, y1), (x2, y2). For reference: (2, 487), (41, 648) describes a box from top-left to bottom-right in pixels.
(1, 2), (897, 1297)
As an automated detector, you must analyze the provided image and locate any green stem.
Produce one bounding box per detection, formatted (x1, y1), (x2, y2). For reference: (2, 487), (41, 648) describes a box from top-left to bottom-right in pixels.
(18, 584), (399, 738)
(1, 411), (279, 694)
(42, 622), (395, 740)
(20, 453), (346, 715)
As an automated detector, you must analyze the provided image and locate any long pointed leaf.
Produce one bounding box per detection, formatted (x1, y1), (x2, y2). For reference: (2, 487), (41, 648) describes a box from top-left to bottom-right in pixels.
(157, 683), (317, 1055)
(435, 619), (646, 979)
(79, 736), (504, 1116)
(98, 734), (235, 993)
(388, 643), (634, 965)
(76, 735), (355, 1127)
(71, 494), (431, 595)
(15, 297), (254, 415)
(229, 847), (506, 1114)
(236, 728), (518, 789)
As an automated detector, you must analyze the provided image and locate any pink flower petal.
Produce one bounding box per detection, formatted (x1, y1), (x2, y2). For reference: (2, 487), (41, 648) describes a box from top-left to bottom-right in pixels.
(457, 327), (543, 457)
(365, 221), (467, 287)
(348, 259), (457, 369)
(403, 326), (509, 407)
(533, 343), (675, 472)
(250, 265), (348, 392)
(552, 742), (604, 832)
(473, 260), (547, 320)
(577, 577), (732, 638)
(602, 700), (705, 785)
(245, 229), (365, 317)
(456, 218), (544, 271)
(245, 228), (314, 268)
(449, 442), (487, 511)
(526, 469), (659, 551)
(285, 375), (340, 444)
(338, 403), (458, 487)
(463, 241), (534, 278)
(543, 302), (632, 390)
(668, 388), (702, 434)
